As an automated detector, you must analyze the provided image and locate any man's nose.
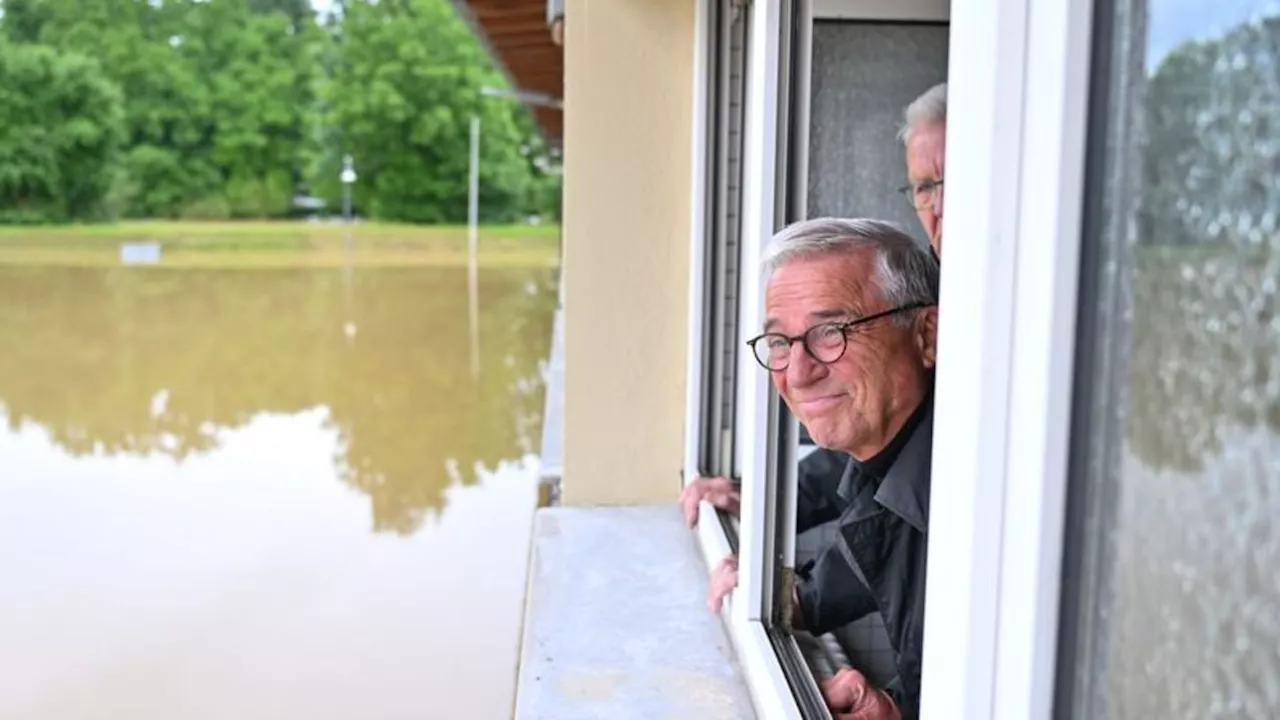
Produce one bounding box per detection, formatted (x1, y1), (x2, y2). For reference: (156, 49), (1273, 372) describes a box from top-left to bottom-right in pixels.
(932, 183), (944, 216)
(784, 342), (823, 386)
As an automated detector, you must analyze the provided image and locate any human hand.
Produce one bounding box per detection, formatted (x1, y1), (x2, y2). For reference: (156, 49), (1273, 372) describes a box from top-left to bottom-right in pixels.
(706, 554), (739, 613)
(821, 669), (901, 720)
(680, 476), (741, 528)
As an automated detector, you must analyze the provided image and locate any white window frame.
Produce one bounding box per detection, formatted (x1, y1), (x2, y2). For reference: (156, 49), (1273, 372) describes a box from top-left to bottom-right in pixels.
(685, 1), (805, 717)
(683, 0), (712, 486)
(776, 0), (951, 574)
(769, 0), (953, 708)
(813, 0), (949, 22)
(688, 0), (1096, 716)
(687, 0), (956, 716)
(757, 0), (954, 712)
(733, 0), (786, 635)
(920, 0), (1095, 717)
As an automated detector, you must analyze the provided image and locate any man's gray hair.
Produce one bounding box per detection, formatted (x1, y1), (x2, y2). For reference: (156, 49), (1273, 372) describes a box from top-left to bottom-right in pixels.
(898, 82), (947, 145)
(760, 218), (939, 325)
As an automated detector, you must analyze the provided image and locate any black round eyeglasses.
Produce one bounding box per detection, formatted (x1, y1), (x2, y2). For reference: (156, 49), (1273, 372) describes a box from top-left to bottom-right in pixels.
(744, 303), (931, 371)
(897, 179), (944, 211)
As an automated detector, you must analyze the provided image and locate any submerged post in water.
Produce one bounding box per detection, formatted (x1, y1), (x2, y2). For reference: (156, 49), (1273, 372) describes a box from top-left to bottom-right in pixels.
(340, 155), (358, 339)
(468, 115), (481, 379)
(340, 154), (357, 254)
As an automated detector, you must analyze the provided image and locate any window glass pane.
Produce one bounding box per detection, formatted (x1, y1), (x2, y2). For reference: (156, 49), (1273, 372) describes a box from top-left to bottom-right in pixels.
(1060, 2), (1280, 718)
(807, 21), (949, 244)
(700, 0), (749, 479)
(797, 18), (949, 694)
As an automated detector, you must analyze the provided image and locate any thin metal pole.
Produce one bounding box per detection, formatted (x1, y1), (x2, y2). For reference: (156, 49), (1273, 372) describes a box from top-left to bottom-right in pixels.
(342, 180), (353, 254)
(340, 155), (357, 342)
(468, 115), (481, 379)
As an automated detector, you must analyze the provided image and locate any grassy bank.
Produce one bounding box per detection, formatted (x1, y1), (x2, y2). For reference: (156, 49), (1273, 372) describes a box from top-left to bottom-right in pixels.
(0, 221), (560, 269)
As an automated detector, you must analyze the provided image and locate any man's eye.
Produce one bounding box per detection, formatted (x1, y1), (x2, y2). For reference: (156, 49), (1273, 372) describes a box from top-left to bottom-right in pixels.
(814, 324), (845, 340)
(765, 335), (789, 350)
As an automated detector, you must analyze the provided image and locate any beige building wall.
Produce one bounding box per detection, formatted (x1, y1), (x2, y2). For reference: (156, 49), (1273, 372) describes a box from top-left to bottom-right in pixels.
(559, 0), (695, 506)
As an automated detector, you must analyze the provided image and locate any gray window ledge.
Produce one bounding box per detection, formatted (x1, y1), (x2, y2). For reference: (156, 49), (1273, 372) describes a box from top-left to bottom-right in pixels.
(515, 506), (756, 719)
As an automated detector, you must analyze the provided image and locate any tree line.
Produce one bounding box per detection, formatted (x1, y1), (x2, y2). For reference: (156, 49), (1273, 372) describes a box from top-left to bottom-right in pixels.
(0, 0), (560, 224)
(1139, 15), (1278, 249)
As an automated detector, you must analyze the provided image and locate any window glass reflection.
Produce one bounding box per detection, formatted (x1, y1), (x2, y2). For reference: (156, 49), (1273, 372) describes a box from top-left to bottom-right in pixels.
(1061, 3), (1280, 718)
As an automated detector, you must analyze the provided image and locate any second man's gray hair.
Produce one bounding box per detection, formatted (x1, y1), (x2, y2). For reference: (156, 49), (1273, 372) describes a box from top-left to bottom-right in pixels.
(898, 82), (947, 145)
(760, 218), (939, 324)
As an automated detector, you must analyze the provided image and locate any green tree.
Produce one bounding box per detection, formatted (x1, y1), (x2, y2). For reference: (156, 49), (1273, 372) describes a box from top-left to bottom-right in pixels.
(0, 39), (126, 223)
(317, 0), (535, 223)
(21, 0), (220, 216)
(11, 0), (320, 218)
(1125, 14), (1280, 473)
(521, 134), (562, 222)
(1, 0), (54, 43)
(182, 0), (320, 217)
(1140, 16), (1280, 249)
(0, 0), (556, 224)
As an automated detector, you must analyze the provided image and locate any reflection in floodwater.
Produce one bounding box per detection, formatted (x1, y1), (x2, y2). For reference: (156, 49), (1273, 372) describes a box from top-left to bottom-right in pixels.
(0, 265), (557, 719)
(0, 266), (557, 532)
(1067, 9), (1280, 720)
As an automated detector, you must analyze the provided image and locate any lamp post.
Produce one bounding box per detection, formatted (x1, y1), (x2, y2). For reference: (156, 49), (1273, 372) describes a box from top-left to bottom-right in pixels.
(340, 154), (357, 222)
(339, 154), (358, 341)
(468, 116), (481, 379)
(465, 87), (564, 379)
(340, 154), (357, 255)
(468, 86), (563, 284)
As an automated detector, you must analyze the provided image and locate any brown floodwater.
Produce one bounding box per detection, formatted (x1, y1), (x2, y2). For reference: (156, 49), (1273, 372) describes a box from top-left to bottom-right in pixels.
(0, 264), (558, 719)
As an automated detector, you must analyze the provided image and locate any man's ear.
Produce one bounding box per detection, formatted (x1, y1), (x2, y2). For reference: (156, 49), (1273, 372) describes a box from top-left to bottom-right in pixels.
(914, 306), (939, 369)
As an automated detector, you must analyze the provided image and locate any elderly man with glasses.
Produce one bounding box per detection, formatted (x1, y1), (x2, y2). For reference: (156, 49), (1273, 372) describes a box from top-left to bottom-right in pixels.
(898, 82), (947, 259)
(685, 82), (948, 532)
(690, 218), (939, 719)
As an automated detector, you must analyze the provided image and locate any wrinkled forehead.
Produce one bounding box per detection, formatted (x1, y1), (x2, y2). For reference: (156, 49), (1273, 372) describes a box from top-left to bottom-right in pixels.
(764, 251), (881, 327)
(906, 121), (946, 174)
(907, 119), (946, 149)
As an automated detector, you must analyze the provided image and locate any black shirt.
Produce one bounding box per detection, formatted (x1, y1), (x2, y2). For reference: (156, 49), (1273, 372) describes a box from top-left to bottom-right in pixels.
(796, 396), (934, 719)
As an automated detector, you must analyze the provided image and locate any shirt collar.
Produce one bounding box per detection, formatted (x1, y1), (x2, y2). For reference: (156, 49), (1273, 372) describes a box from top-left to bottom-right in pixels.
(836, 396), (935, 533)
